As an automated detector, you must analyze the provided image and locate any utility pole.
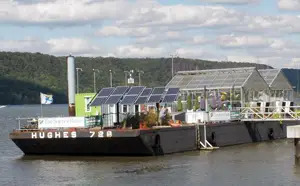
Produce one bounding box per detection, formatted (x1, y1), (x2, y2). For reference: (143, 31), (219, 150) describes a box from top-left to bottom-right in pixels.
(137, 70), (144, 86)
(170, 54), (178, 78)
(109, 70), (112, 87)
(76, 68), (83, 93)
(124, 71), (129, 86)
(93, 69), (99, 93)
(297, 63), (300, 96)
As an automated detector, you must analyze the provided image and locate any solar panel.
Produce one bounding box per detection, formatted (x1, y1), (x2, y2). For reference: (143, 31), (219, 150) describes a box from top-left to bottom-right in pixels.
(152, 87), (165, 95)
(162, 95), (177, 103)
(127, 86), (145, 95)
(105, 95), (122, 104)
(112, 86), (129, 95)
(90, 97), (108, 106)
(120, 95), (138, 104)
(148, 95), (162, 103)
(166, 88), (179, 95)
(135, 96), (149, 104)
(98, 87), (115, 97)
(140, 88), (152, 96)
(89, 87), (116, 106)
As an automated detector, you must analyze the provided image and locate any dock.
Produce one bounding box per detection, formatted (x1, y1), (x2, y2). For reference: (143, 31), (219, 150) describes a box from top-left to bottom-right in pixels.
(287, 125), (300, 160)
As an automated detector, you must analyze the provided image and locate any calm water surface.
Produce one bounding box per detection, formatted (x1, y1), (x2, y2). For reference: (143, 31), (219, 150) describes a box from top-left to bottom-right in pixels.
(1, 105), (300, 186)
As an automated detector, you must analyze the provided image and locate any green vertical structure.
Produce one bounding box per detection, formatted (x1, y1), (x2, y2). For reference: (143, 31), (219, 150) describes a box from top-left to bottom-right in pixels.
(75, 93), (101, 117)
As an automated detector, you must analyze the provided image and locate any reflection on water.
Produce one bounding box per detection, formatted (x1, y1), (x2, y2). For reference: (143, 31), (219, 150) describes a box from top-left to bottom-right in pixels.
(1, 105), (300, 186)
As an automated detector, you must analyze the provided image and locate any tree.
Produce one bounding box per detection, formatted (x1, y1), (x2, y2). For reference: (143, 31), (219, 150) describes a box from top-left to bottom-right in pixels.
(193, 96), (200, 111)
(187, 94), (192, 110)
(177, 96), (183, 112)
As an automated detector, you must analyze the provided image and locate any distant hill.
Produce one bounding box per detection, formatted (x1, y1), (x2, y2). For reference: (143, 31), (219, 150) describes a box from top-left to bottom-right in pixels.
(0, 51), (271, 104)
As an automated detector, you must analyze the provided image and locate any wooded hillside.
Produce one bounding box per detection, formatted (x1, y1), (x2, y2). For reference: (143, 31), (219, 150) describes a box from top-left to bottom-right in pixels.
(0, 51), (270, 104)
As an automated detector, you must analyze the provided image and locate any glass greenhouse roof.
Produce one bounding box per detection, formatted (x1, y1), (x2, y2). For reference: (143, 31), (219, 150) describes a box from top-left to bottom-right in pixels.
(166, 67), (256, 90)
(259, 69), (293, 90)
(258, 69), (281, 86)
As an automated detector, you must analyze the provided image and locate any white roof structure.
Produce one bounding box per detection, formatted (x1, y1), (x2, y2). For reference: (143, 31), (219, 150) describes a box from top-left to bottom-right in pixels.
(166, 67), (269, 91)
(259, 69), (293, 90)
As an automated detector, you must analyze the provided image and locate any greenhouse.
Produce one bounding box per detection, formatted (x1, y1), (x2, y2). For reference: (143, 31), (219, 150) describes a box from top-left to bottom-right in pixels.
(166, 67), (271, 110)
(258, 69), (294, 102)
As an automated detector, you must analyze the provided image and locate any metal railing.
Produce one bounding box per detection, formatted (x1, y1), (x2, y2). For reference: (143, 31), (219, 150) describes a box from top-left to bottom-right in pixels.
(239, 106), (300, 121)
(16, 117), (39, 130)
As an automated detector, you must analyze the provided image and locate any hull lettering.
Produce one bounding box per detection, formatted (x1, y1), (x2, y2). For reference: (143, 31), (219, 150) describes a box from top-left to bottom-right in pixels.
(30, 131), (113, 139)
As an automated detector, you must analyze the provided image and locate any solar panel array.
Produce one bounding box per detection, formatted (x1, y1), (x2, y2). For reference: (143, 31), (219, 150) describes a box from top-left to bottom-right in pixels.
(90, 87), (115, 106)
(135, 88), (152, 104)
(127, 86), (144, 95)
(120, 86), (145, 104)
(105, 86), (129, 104)
(162, 88), (179, 103)
(90, 86), (179, 106)
(147, 87), (165, 103)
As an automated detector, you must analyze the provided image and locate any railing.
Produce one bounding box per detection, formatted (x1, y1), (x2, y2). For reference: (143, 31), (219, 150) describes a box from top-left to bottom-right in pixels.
(239, 106), (300, 121)
(16, 117), (39, 130)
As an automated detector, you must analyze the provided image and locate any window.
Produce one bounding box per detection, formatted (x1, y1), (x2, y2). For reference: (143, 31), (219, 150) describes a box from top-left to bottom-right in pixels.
(123, 105), (128, 113)
(85, 97), (92, 112)
(135, 105), (139, 113)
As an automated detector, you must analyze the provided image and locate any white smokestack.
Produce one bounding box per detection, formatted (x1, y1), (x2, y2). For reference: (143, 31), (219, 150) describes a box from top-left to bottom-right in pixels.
(67, 55), (76, 115)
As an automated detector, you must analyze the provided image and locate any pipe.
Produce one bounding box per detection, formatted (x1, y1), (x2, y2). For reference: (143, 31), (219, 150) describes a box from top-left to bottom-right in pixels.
(67, 55), (76, 116)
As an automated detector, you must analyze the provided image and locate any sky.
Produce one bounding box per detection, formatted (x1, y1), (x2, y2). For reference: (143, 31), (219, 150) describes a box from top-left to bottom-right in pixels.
(0, 0), (300, 68)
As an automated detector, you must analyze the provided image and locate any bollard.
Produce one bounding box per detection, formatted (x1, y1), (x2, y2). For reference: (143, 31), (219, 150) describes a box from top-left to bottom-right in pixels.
(295, 138), (300, 162)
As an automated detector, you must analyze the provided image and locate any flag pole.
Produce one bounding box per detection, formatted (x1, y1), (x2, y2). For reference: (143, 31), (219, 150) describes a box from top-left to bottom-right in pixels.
(41, 104), (43, 117)
(40, 93), (43, 117)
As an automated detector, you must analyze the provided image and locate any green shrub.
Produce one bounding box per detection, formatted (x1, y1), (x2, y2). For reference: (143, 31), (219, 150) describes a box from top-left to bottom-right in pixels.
(187, 94), (192, 110)
(177, 96), (183, 112)
(145, 109), (158, 128)
(193, 96), (200, 111)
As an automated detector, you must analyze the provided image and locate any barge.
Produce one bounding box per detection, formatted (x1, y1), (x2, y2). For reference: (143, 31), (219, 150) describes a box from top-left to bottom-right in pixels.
(9, 55), (300, 156)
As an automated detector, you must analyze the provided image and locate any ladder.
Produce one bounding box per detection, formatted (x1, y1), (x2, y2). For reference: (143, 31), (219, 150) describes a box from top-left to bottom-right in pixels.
(196, 124), (219, 150)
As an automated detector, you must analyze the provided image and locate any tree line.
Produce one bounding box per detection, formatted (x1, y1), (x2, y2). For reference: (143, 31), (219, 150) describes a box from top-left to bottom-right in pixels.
(0, 51), (270, 104)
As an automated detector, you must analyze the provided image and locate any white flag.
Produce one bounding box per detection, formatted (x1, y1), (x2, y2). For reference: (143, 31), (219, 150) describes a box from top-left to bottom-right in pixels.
(40, 93), (53, 104)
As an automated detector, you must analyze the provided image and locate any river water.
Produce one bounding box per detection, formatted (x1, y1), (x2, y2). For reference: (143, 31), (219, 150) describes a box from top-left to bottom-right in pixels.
(1, 105), (300, 186)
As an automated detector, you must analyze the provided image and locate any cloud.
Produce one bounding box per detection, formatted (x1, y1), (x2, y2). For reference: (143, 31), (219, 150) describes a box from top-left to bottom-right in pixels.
(118, 5), (243, 28)
(191, 36), (211, 44)
(200, 0), (259, 4)
(114, 45), (165, 58)
(227, 55), (258, 63)
(278, 0), (300, 10)
(1, 0), (300, 36)
(218, 34), (270, 48)
(284, 58), (300, 68)
(134, 31), (187, 45)
(0, 0), (132, 25)
(0, 37), (50, 53)
(0, 37), (102, 56)
(243, 15), (300, 33)
(225, 55), (287, 68)
(175, 47), (226, 61)
(95, 26), (151, 37)
(0, 1), (300, 69)
(47, 38), (101, 55)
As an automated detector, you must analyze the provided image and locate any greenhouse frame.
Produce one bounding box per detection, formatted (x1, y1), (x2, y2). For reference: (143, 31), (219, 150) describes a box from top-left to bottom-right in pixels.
(166, 67), (294, 110)
(258, 69), (294, 102)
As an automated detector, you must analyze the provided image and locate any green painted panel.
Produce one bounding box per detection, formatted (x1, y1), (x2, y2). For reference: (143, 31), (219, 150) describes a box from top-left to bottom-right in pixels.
(75, 93), (101, 117)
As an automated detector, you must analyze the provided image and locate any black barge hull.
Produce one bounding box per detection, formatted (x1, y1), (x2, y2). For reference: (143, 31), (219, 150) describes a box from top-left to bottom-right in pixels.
(10, 121), (299, 156)
(201, 120), (299, 147)
(10, 126), (197, 156)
